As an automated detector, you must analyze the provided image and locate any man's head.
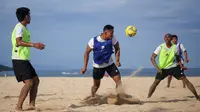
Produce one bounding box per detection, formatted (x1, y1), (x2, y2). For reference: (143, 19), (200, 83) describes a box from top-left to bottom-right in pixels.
(103, 25), (114, 40)
(164, 33), (172, 44)
(171, 35), (178, 44)
(16, 7), (31, 24)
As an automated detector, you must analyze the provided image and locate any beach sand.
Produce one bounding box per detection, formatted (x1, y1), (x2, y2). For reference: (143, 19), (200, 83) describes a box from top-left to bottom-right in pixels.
(0, 77), (200, 112)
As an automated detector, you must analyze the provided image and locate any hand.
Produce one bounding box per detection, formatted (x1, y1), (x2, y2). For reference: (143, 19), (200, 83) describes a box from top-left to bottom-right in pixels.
(158, 69), (162, 74)
(80, 67), (87, 74)
(181, 66), (188, 70)
(33, 43), (45, 50)
(116, 61), (121, 67)
(185, 58), (189, 63)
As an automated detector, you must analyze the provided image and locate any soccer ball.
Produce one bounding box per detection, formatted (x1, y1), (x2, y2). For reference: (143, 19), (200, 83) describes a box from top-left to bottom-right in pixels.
(125, 26), (137, 37)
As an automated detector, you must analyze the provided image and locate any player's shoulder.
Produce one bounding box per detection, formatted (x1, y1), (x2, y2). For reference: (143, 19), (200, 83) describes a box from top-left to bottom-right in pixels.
(158, 43), (164, 48)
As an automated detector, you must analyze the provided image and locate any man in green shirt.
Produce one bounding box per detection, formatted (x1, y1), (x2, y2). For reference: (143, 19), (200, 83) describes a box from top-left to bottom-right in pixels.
(11, 7), (45, 111)
(147, 33), (199, 101)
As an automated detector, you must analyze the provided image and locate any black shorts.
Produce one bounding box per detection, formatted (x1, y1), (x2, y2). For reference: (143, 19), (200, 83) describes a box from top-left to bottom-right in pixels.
(12, 60), (38, 82)
(168, 64), (184, 76)
(93, 63), (120, 80)
(156, 65), (185, 80)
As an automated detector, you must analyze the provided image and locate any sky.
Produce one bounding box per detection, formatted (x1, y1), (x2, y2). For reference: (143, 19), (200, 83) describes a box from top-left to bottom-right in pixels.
(0, 0), (200, 70)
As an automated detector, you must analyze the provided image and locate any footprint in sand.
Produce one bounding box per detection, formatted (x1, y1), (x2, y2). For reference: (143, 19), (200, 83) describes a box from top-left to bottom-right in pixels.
(3, 95), (18, 99)
(148, 107), (169, 112)
(160, 97), (167, 99)
(195, 85), (200, 88)
(37, 93), (56, 96)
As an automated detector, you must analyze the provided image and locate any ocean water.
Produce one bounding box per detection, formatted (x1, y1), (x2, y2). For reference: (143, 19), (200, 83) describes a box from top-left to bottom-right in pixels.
(1, 68), (200, 77)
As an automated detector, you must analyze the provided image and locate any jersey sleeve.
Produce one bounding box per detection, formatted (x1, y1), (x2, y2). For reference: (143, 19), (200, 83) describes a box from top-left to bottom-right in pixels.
(154, 45), (161, 55)
(88, 38), (94, 49)
(175, 45), (179, 55)
(112, 35), (118, 45)
(180, 43), (186, 52)
(15, 25), (24, 38)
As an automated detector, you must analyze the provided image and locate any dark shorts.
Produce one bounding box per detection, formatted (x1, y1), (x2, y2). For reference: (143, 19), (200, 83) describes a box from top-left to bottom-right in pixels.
(156, 65), (185, 80)
(168, 64), (184, 76)
(12, 60), (38, 82)
(93, 63), (120, 80)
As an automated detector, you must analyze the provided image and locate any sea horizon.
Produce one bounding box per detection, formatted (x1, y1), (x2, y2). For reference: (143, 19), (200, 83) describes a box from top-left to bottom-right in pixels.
(1, 68), (200, 77)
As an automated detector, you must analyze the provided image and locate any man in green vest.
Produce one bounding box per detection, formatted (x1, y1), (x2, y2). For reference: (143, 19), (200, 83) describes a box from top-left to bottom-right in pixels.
(147, 33), (199, 100)
(11, 7), (45, 111)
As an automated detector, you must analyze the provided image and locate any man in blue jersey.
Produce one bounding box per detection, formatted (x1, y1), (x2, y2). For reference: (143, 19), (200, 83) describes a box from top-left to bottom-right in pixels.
(166, 35), (189, 88)
(80, 25), (122, 97)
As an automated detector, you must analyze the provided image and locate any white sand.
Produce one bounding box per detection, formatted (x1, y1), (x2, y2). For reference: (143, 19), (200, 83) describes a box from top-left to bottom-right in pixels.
(0, 77), (200, 112)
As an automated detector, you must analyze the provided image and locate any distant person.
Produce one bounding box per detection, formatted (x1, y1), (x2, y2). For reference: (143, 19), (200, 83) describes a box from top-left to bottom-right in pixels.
(166, 35), (189, 88)
(80, 24), (123, 97)
(147, 33), (199, 101)
(11, 7), (45, 111)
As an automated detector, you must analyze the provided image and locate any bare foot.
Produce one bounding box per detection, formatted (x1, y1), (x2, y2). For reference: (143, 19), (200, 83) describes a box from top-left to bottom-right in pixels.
(166, 85), (170, 88)
(24, 106), (37, 111)
(15, 106), (23, 112)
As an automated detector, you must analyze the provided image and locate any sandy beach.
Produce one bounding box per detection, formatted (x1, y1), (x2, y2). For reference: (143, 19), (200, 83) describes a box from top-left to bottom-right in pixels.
(0, 77), (200, 112)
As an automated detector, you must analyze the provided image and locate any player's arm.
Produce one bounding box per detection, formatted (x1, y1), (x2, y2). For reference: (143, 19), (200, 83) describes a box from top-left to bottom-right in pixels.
(184, 50), (189, 63)
(15, 26), (44, 49)
(16, 37), (45, 50)
(150, 53), (161, 72)
(181, 44), (189, 63)
(81, 45), (92, 74)
(83, 45), (92, 68)
(114, 42), (121, 67)
(16, 37), (33, 47)
(175, 52), (187, 70)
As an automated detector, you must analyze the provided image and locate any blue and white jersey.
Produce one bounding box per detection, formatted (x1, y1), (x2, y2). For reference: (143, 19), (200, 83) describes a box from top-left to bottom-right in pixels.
(88, 35), (118, 68)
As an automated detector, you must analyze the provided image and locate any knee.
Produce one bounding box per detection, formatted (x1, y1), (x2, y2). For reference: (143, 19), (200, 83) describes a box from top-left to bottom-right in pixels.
(152, 83), (158, 87)
(92, 85), (99, 90)
(93, 84), (100, 89)
(152, 80), (160, 87)
(33, 77), (40, 87)
(34, 78), (40, 86)
(113, 75), (121, 84)
(181, 77), (189, 84)
(25, 80), (33, 88)
(116, 80), (122, 86)
(168, 75), (172, 78)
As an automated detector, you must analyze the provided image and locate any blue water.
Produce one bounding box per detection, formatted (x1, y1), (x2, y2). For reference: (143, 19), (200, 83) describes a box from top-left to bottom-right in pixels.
(1, 68), (200, 77)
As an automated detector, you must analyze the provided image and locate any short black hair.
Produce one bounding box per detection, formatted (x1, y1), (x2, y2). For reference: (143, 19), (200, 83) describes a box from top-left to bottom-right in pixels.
(165, 33), (172, 38)
(103, 24), (114, 31)
(16, 7), (30, 22)
(172, 35), (178, 40)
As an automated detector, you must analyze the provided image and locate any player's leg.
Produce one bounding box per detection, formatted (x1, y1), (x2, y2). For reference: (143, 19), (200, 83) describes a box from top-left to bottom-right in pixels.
(173, 66), (199, 100)
(12, 60), (34, 111)
(29, 62), (40, 108)
(166, 75), (172, 88)
(181, 77), (199, 100)
(105, 63), (122, 94)
(148, 69), (168, 98)
(92, 67), (105, 97)
(16, 79), (33, 111)
(182, 80), (186, 88)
